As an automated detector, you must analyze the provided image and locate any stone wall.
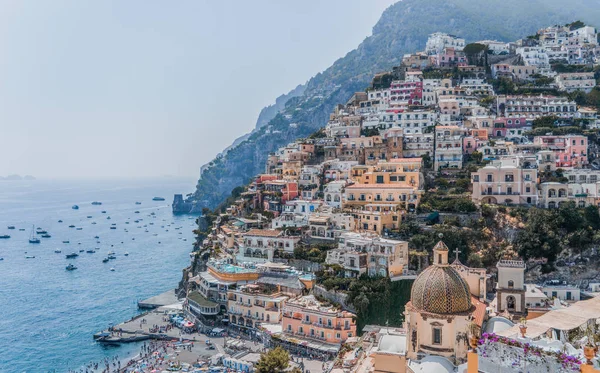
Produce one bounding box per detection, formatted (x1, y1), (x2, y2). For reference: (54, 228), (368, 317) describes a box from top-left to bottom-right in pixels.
(313, 284), (356, 313)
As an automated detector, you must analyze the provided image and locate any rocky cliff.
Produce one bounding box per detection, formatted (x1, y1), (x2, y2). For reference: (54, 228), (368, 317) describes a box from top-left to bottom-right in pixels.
(176, 0), (600, 212)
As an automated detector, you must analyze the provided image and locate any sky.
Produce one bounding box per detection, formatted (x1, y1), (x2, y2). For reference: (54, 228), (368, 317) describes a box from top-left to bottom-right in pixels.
(0, 0), (397, 179)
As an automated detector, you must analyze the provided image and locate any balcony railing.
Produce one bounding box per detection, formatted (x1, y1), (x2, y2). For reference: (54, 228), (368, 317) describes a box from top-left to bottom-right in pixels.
(481, 191), (521, 196)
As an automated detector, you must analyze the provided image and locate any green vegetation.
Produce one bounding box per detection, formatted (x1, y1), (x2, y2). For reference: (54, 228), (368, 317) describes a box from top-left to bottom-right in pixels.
(347, 276), (413, 332)
(293, 243), (336, 263)
(515, 203), (600, 272)
(255, 347), (300, 373)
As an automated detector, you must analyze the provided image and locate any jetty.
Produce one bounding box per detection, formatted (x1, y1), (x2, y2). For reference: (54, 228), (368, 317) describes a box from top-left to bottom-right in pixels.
(137, 289), (179, 309)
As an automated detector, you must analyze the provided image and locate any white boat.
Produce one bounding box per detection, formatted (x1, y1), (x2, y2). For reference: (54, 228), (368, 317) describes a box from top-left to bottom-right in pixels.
(66, 264), (77, 271)
(124, 252), (129, 256)
(110, 268), (115, 271)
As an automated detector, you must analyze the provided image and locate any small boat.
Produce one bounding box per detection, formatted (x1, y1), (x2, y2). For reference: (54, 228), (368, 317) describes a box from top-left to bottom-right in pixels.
(92, 222), (97, 225)
(25, 255), (35, 259)
(152, 197), (165, 201)
(68, 225), (75, 228)
(124, 252), (129, 256)
(54, 250), (61, 253)
(72, 205), (79, 210)
(91, 201), (102, 205)
(41, 234), (51, 238)
(29, 226), (40, 244)
(65, 253), (79, 259)
(76, 228), (83, 231)
(94, 236), (100, 239)
(135, 202), (141, 205)
(134, 211), (140, 214)
(7, 226), (15, 230)
(87, 216), (92, 218)
(150, 212), (156, 216)
(62, 240), (70, 243)
(0, 258), (3, 260)
(107, 251), (115, 255)
(0, 235), (10, 239)
(102, 258), (109, 263)
(110, 226), (116, 230)
(58, 220), (63, 223)
(108, 255), (116, 260)
(107, 216), (111, 220)
(86, 250), (96, 253)
(36, 229), (47, 234)
(110, 268), (115, 271)
(79, 249), (84, 252)
(101, 210), (107, 213)
(66, 264), (77, 271)
(19, 228), (25, 231)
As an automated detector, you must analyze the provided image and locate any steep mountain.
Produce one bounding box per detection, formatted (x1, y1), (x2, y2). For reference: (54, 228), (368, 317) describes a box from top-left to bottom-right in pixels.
(179, 0), (600, 211)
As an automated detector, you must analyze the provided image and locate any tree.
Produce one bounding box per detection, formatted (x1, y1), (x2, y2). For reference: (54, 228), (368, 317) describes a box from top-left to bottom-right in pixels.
(584, 205), (600, 230)
(532, 115), (559, 129)
(256, 347), (290, 373)
(470, 151), (483, 164)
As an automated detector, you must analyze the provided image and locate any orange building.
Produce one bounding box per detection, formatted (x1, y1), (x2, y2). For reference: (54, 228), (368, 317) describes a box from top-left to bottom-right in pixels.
(282, 295), (356, 344)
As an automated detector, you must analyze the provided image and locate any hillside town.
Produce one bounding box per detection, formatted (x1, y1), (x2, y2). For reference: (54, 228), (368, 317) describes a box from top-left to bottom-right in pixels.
(170, 23), (600, 373)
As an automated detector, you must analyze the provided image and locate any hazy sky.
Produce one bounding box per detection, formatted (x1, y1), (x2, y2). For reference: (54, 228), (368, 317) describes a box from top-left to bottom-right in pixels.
(0, 0), (396, 179)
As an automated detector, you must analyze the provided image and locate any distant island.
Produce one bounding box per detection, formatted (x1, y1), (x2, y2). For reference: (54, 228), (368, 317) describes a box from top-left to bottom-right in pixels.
(0, 174), (36, 181)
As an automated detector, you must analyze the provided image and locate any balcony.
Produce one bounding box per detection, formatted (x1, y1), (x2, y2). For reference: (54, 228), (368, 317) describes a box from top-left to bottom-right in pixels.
(481, 191), (521, 196)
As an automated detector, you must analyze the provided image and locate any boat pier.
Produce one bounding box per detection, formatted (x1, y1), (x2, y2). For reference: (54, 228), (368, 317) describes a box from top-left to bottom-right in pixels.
(137, 289), (179, 309)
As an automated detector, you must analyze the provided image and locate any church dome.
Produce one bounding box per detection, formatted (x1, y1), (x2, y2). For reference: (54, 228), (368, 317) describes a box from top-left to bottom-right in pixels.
(410, 241), (472, 315)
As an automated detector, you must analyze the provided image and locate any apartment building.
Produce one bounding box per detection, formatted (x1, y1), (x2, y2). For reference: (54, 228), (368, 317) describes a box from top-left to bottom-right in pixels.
(237, 229), (301, 263)
(227, 284), (289, 330)
(434, 126), (465, 170)
(555, 72), (596, 93)
(327, 232), (409, 278)
(497, 95), (578, 119)
(532, 135), (588, 168)
(281, 295), (356, 345)
(425, 32), (465, 55)
(471, 156), (538, 205)
(378, 109), (436, 134)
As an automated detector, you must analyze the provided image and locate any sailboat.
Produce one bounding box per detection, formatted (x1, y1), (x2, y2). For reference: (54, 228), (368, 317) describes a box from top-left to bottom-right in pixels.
(29, 225), (40, 244)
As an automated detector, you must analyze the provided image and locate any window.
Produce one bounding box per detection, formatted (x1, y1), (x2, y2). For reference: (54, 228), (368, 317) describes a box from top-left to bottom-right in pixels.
(288, 325), (292, 331)
(433, 328), (442, 345)
(376, 175), (384, 184)
(508, 280), (514, 289)
(566, 291), (572, 300)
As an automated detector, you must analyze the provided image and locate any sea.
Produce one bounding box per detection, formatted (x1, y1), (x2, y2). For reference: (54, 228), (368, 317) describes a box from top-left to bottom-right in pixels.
(0, 178), (198, 373)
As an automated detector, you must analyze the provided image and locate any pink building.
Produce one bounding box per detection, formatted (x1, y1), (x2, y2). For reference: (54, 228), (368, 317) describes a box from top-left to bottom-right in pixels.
(533, 135), (588, 168)
(492, 117), (528, 137)
(390, 80), (423, 105)
(431, 47), (467, 67)
(282, 295), (356, 345)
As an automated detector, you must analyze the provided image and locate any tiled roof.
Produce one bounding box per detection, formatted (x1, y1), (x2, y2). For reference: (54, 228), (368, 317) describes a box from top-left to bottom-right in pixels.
(471, 296), (487, 327)
(244, 229), (282, 238)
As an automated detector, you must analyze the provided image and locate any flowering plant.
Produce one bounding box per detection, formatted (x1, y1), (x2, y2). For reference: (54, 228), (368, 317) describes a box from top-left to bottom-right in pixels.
(479, 333), (582, 371)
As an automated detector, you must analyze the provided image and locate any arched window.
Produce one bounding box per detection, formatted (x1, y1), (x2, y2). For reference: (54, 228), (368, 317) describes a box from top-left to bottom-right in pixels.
(508, 280), (514, 289)
(506, 296), (516, 311)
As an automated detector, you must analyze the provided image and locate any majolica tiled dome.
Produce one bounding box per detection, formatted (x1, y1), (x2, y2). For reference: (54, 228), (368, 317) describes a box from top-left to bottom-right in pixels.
(410, 242), (472, 315)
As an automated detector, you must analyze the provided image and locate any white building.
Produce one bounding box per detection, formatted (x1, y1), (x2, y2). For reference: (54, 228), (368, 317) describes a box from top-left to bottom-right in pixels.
(323, 181), (346, 208)
(476, 40), (509, 54)
(425, 32), (465, 55)
(555, 72), (596, 93)
(237, 229), (301, 263)
(378, 109), (436, 134)
(325, 232), (409, 278)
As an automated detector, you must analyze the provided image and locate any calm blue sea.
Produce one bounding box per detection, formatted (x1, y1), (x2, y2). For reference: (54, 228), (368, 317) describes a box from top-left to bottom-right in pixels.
(0, 178), (198, 373)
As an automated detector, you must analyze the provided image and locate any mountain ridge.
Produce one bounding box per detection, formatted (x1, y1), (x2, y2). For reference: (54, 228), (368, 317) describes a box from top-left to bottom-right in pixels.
(178, 0), (600, 211)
